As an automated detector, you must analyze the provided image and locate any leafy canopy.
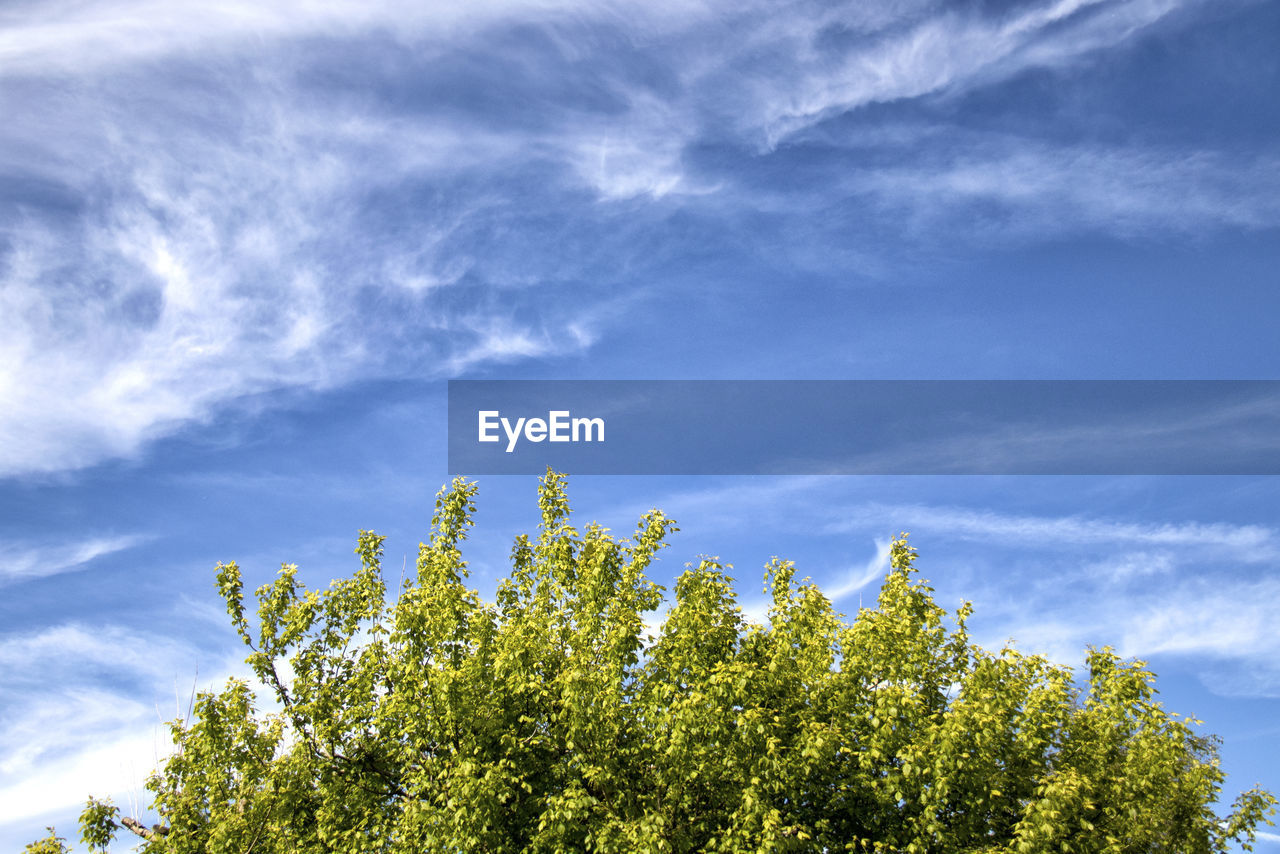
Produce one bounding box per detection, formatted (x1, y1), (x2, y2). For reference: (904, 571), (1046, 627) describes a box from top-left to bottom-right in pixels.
(39, 471), (1275, 853)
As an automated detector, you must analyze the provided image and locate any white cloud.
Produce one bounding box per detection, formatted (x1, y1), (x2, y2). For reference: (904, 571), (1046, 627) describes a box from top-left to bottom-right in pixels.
(745, 0), (1189, 144)
(565, 92), (725, 201)
(827, 503), (1276, 556)
(560, 0), (1222, 203)
(856, 141), (1280, 237)
(2, 0), (1272, 481)
(1119, 578), (1280, 659)
(0, 0), (714, 77)
(642, 478), (1280, 695)
(0, 623), (213, 699)
(630, 477), (1278, 561)
(812, 509), (1280, 689)
(443, 315), (583, 375)
(821, 537), (891, 601)
(988, 571), (1280, 697)
(0, 77), (599, 478)
(0, 535), (146, 585)
(832, 504), (1280, 693)
(0, 622), (247, 828)
(902, 514), (1280, 696)
(0, 727), (169, 849)
(1077, 550), (1176, 580)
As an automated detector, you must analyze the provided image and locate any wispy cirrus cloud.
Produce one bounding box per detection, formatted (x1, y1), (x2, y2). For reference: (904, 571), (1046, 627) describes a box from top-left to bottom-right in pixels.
(825, 503), (1276, 556)
(0, 0), (717, 76)
(0, 621), (245, 828)
(741, 0), (1143, 142)
(851, 140), (1280, 238)
(720, 119), (1280, 241)
(3, 0), (1274, 480)
(636, 477), (1280, 695)
(0, 70), (599, 477)
(822, 537), (891, 601)
(989, 567), (1280, 697)
(0, 535), (146, 585)
(656, 0), (1214, 149)
(829, 503), (1280, 694)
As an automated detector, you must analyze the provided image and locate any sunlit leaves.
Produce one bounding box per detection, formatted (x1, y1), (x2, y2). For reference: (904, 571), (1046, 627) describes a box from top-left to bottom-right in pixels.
(42, 472), (1276, 852)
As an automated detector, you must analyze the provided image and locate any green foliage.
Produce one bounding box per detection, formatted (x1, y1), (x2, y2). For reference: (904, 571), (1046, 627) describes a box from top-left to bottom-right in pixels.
(37, 471), (1276, 852)
(78, 797), (119, 852)
(22, 828), (70, 854)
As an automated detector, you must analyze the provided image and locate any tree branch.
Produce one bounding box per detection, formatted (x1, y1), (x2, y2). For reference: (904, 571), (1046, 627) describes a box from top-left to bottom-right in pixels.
(120, 816), (170, 840)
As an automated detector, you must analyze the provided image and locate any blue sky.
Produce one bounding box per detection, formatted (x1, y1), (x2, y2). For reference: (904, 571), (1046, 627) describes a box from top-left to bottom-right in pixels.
(2, 0), (1279, 848)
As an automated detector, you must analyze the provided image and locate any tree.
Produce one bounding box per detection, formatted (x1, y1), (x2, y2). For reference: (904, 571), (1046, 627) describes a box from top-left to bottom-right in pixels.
(39, 471), (1275, 852)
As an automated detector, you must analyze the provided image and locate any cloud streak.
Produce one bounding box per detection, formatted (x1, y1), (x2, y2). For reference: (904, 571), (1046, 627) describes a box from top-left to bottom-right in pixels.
(0, 0), (712, 76)
(747, 0), (1128, 142)
(854, 140), (1280, 238)
(0, 64), (599, 477)
(645, 477), (1280, 695)
(828, 503), (1276, 556)
(837, 505), (1280, 694)
(0, 621), (245, 826)
(3, 0), (1274, 479)
(0, 535), (146, 585)
(820, 537), (891, 601)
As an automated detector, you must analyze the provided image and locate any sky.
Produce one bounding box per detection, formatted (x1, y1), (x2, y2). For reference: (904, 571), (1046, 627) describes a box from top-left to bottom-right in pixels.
(1, 0), (1279, 848)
